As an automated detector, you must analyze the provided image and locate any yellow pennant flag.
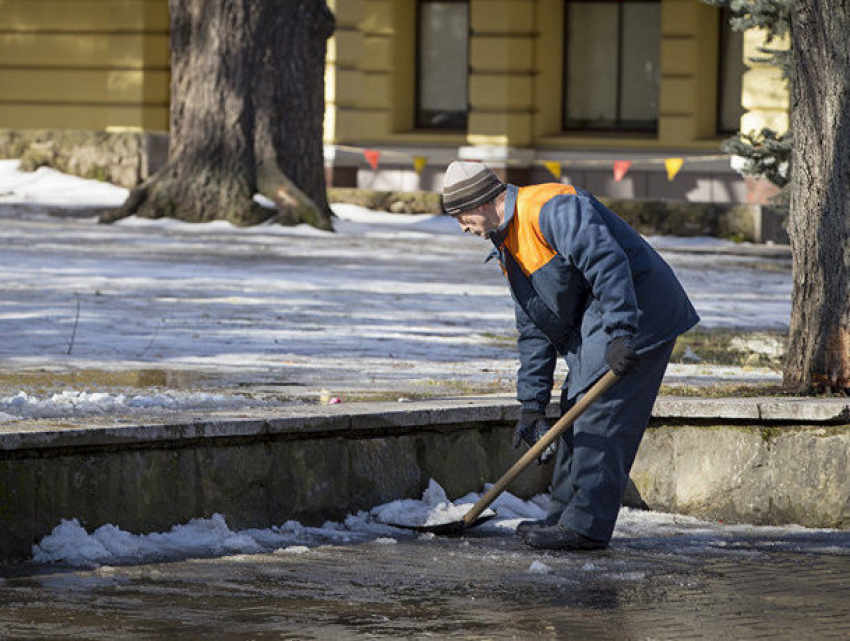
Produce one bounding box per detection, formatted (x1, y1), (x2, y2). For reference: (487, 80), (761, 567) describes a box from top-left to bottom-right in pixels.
(542, 160), (562, 180)
(413, 156), (428, 175)
(665, 157), (684, 181)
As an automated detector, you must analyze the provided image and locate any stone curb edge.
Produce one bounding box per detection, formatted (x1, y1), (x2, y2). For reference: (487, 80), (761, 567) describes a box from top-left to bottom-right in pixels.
(1, 395), (848, 453)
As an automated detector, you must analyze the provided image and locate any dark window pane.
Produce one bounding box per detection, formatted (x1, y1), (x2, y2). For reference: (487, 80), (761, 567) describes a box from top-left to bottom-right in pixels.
(717, 8), (746, 133)
(619, 3), (660, 126)
(564, 1), (660, 132)
(565, 4), (618, 127)
(417, 1), (469, 129)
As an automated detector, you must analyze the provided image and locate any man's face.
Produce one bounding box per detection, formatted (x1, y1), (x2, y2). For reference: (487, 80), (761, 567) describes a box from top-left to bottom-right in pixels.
(453, 201), (500, 239)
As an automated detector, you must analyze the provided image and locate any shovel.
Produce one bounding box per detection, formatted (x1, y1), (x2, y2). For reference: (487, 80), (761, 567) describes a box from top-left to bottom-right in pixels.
(388, 370), (620, 535)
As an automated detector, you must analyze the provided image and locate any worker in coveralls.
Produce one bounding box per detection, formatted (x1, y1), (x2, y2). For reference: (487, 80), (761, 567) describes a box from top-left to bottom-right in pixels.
(442, 161), (699, 551)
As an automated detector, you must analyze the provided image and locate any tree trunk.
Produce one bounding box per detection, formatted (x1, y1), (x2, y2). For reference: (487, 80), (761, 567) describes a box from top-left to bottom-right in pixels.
(102, 0), (335, 229)
(783, 0), (850, 394)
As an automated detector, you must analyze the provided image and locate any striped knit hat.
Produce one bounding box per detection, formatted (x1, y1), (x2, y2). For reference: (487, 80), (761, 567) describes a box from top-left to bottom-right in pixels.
(441, 161), (506, 216)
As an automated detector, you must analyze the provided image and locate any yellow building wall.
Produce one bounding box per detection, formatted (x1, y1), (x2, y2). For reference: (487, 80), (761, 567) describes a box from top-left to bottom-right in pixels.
(0, 0), (169, 131)
(740, 28), (790, 135)
(0, 0), (788, 152)
(325, 0), (365, 142)
(657, 0), (720, 145)
(533, 0), (565, 141)
(467, 0), (536, 147)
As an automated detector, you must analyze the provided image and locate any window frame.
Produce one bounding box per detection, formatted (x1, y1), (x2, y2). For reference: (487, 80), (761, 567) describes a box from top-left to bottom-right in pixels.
(561, 0), (661, 133)
(414, 0), (470, 131)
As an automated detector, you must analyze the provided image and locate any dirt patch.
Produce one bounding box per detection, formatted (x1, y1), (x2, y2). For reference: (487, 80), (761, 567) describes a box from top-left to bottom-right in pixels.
(670, 329), (787, 368)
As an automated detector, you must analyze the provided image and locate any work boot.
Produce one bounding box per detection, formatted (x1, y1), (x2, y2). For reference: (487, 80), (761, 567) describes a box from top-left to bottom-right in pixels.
(515, 513), (560, 538)
(522, 524), (608, 551)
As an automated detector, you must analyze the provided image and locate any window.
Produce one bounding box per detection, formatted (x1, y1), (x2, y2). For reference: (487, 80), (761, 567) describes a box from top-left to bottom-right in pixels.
(416, 0), (469, 129)
(717, 8), (746, 134)
(563, 1), (661, 131)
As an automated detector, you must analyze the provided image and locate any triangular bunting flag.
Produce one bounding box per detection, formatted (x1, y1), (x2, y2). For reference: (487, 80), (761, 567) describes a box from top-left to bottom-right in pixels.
(665, 157), (684, 181)
(413, 156), (428, 175)
(613, 160), (632, 182)
(542, 161), (562, 180)
(363, 149), (381, 171)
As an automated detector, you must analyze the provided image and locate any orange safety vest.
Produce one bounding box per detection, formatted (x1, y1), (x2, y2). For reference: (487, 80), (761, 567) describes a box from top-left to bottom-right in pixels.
(501, 184), (577, 277)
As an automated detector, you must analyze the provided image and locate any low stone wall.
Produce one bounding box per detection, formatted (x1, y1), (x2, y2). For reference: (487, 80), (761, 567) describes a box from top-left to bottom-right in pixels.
(0, 396), (847, 562)
(634, 397), (850, 528)
(633, 424), (848, 527)
(0, 401), (548, 563)
(0, 129), (168, 189)
(598, 198), (789, 244)
(328, 187), (788, 244)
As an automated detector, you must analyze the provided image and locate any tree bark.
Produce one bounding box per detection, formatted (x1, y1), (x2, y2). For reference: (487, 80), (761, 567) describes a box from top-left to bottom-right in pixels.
(784, 0), (850, 394)
(102, 0), (335, 229)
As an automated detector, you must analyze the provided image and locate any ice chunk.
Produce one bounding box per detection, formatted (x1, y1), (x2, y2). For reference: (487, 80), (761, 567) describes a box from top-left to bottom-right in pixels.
(528, 561), (553, 574)
(274, 546), (310, 555)
(370, 479), (494, 527)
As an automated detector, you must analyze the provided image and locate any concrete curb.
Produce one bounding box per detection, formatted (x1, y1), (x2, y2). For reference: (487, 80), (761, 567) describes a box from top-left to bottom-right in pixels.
(1, 395), (847, 453)
(0, 397), (517, 453)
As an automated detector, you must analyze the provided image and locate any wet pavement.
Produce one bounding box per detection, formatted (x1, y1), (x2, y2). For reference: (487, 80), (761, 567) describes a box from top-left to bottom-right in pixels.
(2, 527), (848, 639)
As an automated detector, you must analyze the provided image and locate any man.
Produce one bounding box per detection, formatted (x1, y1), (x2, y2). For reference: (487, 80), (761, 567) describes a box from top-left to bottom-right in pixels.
(442, 161), (699, 551)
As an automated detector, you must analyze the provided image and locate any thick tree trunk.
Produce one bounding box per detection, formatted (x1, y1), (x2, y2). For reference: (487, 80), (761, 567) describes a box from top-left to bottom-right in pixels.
(784, 0), (850, 394)
(102, 0), (334, 229)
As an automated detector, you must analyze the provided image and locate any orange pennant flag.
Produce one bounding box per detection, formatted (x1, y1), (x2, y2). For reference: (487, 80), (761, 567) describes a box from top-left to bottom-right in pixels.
(613, 160), (632, 182)
(413, 156), (428, 175)
(363, 149), (381, 171)
(665, 157), (684, 181)
(542, 161), (562, 180)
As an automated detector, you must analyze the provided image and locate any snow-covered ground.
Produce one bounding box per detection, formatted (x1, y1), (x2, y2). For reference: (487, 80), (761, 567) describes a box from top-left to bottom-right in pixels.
(0, 160), (790, 422)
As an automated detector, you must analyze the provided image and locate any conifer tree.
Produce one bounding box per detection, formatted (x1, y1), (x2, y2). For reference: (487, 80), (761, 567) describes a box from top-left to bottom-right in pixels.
(706, 0), (849, 394)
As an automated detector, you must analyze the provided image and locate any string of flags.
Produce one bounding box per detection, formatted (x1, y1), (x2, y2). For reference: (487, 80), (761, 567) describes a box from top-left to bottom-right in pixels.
(332, 144), (727, 183)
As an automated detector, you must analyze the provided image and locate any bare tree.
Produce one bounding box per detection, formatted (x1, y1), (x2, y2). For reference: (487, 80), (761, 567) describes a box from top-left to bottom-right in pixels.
(783, 0), (850, 394)
(102, 0), (335, 229)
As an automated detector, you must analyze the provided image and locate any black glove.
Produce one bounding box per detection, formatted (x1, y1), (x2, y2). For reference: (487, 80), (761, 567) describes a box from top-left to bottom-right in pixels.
(512, 411), (556, 464)
(605, 335), (640, 377)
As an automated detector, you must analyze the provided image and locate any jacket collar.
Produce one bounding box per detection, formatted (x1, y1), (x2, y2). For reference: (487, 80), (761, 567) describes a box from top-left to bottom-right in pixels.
(489, 183), (518, 247)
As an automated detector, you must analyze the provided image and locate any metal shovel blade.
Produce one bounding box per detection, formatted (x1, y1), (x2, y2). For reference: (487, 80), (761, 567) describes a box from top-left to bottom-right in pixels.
(385, 512), (497, 536)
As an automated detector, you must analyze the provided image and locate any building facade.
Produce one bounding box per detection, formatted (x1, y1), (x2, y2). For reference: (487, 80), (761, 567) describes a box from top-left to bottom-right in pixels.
(325, 0), (789, 203)
(0, 0), (788, 203)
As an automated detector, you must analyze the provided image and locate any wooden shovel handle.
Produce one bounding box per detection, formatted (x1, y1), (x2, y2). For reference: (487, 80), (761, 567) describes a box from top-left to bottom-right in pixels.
(462, 369), (620, 526)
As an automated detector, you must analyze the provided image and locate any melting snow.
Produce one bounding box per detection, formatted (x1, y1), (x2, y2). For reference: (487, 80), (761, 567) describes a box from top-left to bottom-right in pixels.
(370, 478), (495, 527)
(30, 479), (848, 568)
(0, 390), (265, 423)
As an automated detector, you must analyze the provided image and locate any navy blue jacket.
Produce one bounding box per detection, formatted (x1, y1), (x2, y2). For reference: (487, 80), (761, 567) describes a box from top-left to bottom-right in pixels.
(489, 183), (699, 411)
